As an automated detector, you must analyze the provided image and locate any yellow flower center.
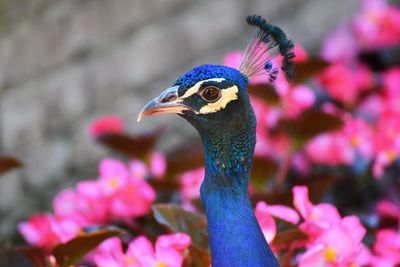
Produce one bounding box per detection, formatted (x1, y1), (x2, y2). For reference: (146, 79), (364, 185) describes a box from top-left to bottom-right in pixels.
(155, 262), (167, 267)
(310, 211), (318, 220)
(108, 177), (120, 189)
(385, 150), (397, 162)
(349, 263), (358, 267)
(124, 256), (136, 265)
(350, 136), (361, 147)
(323, 246), (337, 263)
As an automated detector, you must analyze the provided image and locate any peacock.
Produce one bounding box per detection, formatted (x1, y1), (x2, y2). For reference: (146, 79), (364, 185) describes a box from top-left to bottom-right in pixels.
(138, 15), (294, 267)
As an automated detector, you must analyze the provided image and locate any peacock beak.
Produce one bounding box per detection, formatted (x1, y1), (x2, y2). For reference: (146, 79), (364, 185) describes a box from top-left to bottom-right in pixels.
(137, 86), (192, 121)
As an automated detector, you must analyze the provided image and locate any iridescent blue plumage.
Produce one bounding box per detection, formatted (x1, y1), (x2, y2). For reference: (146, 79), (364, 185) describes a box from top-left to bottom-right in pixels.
(174, 64), (248, 90)
(138, 15), (293, 267)
(172, 65), (280, 266)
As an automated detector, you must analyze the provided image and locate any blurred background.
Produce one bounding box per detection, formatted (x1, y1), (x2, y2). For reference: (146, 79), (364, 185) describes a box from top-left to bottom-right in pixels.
(0, 0), (364, 260)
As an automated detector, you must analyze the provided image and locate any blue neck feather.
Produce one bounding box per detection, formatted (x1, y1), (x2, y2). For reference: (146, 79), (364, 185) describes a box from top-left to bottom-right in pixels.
(199, 112), (279, 267)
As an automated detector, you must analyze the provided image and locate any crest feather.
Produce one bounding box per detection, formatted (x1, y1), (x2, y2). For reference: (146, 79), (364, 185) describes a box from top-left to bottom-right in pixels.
(239, 15), (295, 82)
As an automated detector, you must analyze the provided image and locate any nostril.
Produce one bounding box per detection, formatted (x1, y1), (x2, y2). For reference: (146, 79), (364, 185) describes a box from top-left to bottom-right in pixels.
(160, 94), (177, 103)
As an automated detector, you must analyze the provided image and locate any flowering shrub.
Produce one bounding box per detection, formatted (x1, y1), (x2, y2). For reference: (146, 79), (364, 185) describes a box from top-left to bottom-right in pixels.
(8, 0), (400, 266)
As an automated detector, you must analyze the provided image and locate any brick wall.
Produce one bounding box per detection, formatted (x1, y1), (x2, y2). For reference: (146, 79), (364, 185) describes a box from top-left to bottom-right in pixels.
(0, 0), (359, 246)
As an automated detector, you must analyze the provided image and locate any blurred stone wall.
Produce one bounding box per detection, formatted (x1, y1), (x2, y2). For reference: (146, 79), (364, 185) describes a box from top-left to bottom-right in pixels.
(0, 0), (359, 247)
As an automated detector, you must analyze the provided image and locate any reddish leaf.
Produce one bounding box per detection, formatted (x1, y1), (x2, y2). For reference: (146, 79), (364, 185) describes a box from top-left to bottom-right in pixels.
(52, 229), (120, 267)
(273, 229), (308, 246)
(149, 179), (180, 191)
(303, 175), (338, 203)
(15, 246), (51, 267)
(166, 143), (204, 175)
(248, 84), (280, 105)
(294, 58), (329, 84)
(152, 204), (209, 251)
(0, 156), (22, 176)
(251, 157), (279, 192)
(183, 245), (212, 267)
(277, 109), (343, 144)
(95, 131), (159, 159)
(252, 175), (338, 206)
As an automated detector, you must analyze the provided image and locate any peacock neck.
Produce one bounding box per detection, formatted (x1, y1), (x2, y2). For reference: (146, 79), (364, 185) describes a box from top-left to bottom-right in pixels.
(199, 115), (279, 267)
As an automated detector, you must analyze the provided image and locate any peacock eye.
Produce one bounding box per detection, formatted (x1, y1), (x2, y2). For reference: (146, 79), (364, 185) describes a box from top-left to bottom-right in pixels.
(200, 86), (221, 102)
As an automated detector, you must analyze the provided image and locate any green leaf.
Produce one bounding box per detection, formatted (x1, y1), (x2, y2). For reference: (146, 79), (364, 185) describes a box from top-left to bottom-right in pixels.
(152, 204), (209, 250)
(0, 156), (22, 176)
(15, 246), (51, 267)
(277, 109), (343, 146)
(251, 157), (279, 192)
(294, 58), (329, 84)
(273, 229), (308, 246)
(95, 131), (159, 159)
(248, 84), (280, 105)
(52, 229), (120, 267)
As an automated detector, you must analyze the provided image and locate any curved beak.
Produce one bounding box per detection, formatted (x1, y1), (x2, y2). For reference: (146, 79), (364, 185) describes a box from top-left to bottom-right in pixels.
(137, 86), (192, 122)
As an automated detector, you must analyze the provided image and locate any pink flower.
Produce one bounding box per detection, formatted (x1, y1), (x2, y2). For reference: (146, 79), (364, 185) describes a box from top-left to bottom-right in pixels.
(372, 111), (400, 177)
(109, 178), (155, 218)
(342, 117), (374, 159)
(250, 96), (289, 159)
(293, 45), (309, 63)
(282, 85), (315, 118)
(150, 152), (167, 180)
(75, 180), (111, 224)
(129, 159), (149, 180)
(19, 214), (89, 250)
(383, 68), (400, 99)
(155, 233), (191, 254)
(370, 256), (397, 267)
(223, 51), (241, 69)
(137, 234), (190, 267)
(293, 186), (342, 237)
(318, 63), (373, 103)
(223, 51), (269, 84)
(96, 158), (156, 219)
(377, 200), (400, 219)
(292, 152), (311, 175)
(18, 214), (60, 250)
(255, 205), (276, 244)
(93, 237), (139, 267)
(94, 233), (191, 267)
(373, 229), (400, 265)
(321, 26), (358, 63)
(298, 216), (370, 267)
(53, 188), (84, 223)
(98, 158), (130, 195)
(353, 0), (400, 48)
(179, 167), (204, 201)
(50, 218), (81, 244)
(373, 151), (397, 178)
(89, 115), (124, 138)
(305, 133), (355, 166)
(358, 94), (384, 120)
(255, 201), (300, 243)
(53, 182), (110, 225)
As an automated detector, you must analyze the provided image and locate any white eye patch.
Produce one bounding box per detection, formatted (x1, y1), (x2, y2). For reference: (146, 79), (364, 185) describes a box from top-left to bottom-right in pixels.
(180, 78), (239, 114)
(181, 78), (226, 99)
(199, 85), (238, 114)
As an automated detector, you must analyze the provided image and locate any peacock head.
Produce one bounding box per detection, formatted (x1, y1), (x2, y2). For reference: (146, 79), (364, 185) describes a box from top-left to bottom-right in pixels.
(138, 15), (295, 136)
(137, 64), (253, 134)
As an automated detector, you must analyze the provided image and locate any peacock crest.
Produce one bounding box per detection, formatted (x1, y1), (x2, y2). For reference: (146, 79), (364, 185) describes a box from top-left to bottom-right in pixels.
(239, 15), (295, 82)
